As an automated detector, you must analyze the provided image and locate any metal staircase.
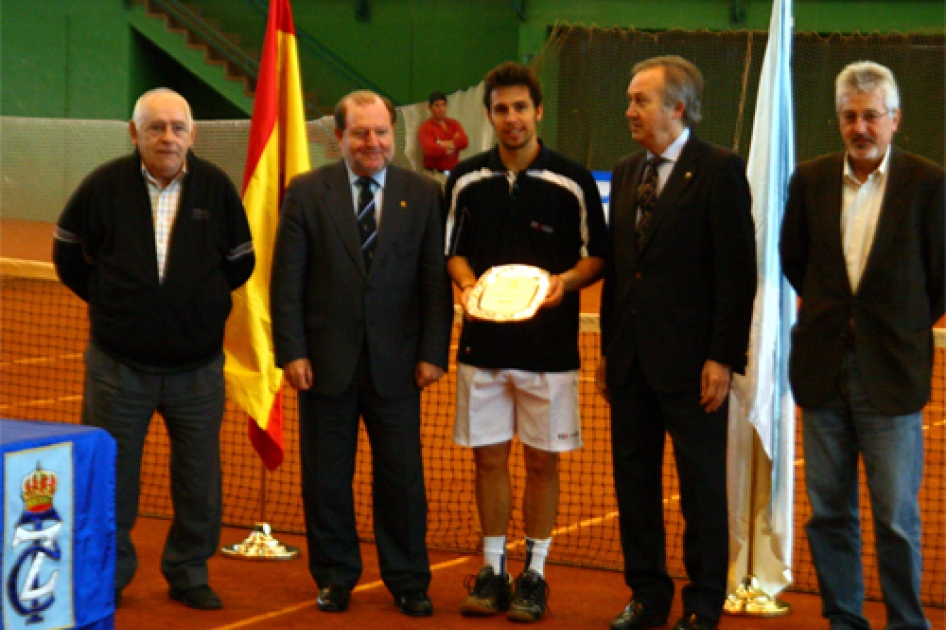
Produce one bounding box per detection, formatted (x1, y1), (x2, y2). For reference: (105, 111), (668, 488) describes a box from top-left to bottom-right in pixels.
(130, 0), (325, 118)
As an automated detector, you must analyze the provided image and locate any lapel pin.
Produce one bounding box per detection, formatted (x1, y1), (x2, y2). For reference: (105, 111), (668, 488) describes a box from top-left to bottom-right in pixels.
(684, 172), (692, 180)
(400, 201), (407, 207)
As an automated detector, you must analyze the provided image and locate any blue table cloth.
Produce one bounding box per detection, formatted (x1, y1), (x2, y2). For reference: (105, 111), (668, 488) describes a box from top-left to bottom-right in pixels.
(1, 419), (116, 630)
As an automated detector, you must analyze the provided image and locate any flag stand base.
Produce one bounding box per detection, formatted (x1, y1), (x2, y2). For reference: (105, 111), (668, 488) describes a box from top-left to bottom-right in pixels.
(723, 576), (791, 616)
(221, 522), (300, 560)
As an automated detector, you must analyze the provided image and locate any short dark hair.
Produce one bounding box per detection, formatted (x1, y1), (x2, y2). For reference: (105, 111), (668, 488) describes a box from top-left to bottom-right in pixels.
(483, 62), (543, 110)
(334, 90), (396, 131)
(428, 91), (447, 106)
(632, 55), (703, 128)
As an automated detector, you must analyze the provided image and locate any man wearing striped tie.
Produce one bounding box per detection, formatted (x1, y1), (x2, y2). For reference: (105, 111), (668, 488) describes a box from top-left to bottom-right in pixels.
(598, 56), (757, 630)
(271, 90), (453, 618)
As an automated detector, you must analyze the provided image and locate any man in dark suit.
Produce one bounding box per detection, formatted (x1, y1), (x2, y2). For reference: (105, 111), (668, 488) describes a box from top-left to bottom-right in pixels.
(780, 61), (943, 630)
(598, 56), (757, 630)
(270, 90), (453, 618)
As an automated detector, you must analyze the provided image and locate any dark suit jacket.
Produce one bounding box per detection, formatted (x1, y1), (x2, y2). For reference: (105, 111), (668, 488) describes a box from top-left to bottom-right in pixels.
(270, 161), (453, 398)
(601, 133), (757, 393)
(779, 148), (945, 414)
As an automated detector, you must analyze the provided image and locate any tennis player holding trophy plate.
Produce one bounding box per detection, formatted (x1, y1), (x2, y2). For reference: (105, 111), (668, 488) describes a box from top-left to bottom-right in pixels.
(465, 264), (551, 322)
(443, 62), (607, 624)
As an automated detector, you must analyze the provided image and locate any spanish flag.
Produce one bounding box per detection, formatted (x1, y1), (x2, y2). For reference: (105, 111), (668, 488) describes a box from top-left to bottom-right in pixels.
(224, 0), (309, 471)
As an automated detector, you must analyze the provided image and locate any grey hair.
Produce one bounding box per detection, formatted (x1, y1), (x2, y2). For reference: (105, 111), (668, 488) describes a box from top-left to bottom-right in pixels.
(632, 55), (703, 128)
(131, 88), (194, 129)
(835, 61), (900, 112)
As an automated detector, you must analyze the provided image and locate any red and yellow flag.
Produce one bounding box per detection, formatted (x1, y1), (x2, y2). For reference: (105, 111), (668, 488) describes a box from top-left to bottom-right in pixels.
(224, 0), (309, 471)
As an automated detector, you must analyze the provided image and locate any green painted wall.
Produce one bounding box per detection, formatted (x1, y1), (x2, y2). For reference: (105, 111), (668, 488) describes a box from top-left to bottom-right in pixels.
(1, 0), (942, 121)
(1, 0), (131, 119)
(192, 0), (944, 111)
(185, 0), (520, 107)
(0, 0), (250, 120)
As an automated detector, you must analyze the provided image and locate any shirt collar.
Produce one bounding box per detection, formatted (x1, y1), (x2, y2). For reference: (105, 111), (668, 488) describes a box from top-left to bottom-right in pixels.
(140, 158), (188, 189)
(345, 163), (387, 189)
(843, 145), (891, 185)
(487, 139), (549, 174)
(649, 127), (690, 164)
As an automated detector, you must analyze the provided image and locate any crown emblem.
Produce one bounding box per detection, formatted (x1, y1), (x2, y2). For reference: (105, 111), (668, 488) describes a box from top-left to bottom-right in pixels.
(21, 463), (58, 513)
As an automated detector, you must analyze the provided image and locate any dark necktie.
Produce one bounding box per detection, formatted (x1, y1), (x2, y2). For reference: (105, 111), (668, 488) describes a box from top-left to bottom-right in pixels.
(635, 155), (664, 245)
(356, 176), (377, 268)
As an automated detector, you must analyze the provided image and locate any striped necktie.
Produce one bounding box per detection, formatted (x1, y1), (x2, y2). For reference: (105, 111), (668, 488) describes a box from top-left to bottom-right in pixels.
(635, 155), (664, 245)
(356, 176), (378, 268)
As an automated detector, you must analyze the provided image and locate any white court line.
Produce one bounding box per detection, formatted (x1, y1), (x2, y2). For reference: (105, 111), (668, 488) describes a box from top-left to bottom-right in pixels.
(0, 352), (83, 368)
(210, 497), (675, 629)
(211, 556), (471, 629)
(0, 395), (82, 412)
(0, 352), (83, 410)
(507, 494), (680, 552)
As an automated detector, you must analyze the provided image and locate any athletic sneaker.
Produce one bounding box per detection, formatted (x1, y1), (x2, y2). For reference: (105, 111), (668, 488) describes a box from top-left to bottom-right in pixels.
(507, 569), (549, 622)
(461, 565), (512, 616)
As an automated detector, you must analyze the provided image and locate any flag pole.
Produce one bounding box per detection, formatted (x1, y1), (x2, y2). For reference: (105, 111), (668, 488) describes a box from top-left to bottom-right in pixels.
(220, 0), (309, 560)
(723, 431), (790, 616)
(222, 456), (299, 560)
(724, 0), (795, 613)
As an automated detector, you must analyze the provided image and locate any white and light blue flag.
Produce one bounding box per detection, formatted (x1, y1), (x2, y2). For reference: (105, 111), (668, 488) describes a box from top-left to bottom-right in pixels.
(727, 0), (797, 597)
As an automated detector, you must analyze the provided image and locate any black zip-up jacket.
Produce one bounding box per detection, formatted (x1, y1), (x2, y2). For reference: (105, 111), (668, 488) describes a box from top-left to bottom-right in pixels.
(54, 150), (254, 372)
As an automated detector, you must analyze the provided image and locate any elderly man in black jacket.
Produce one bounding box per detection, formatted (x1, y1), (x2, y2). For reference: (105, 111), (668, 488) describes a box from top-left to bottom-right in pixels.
(54, 88), (254, 611)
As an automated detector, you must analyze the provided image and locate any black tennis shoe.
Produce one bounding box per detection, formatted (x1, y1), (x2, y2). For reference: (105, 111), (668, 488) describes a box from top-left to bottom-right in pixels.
(461, 565), (512, 616)
(507, 569), (549, 622)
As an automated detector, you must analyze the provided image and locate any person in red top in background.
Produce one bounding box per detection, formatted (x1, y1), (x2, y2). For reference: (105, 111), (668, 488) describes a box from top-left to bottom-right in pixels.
(418, 91), (469, 181)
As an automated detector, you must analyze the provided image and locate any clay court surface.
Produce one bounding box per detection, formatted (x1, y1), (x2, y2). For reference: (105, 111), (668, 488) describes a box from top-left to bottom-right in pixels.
(2, 218), (944, 629)
(103, 516), (936, 630)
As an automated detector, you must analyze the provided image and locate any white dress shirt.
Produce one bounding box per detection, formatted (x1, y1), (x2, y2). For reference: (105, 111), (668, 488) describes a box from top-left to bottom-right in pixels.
(841, 147), (890, 292)
(648, 126), (690, 195)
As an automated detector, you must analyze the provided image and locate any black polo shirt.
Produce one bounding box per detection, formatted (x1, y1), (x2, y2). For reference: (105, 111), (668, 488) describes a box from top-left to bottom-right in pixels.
(444, 144), (607, 372)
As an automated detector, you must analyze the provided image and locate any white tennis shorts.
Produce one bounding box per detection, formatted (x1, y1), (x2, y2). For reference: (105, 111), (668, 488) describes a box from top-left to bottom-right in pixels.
(454, 364), (582, 452)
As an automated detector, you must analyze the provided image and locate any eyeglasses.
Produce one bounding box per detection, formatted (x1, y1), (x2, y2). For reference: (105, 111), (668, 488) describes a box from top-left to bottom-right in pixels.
(838, 110), (889, 126)
(142, 122), (191, 138)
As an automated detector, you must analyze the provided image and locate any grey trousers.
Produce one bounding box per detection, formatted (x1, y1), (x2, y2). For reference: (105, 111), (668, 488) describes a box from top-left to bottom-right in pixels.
(82, 342), (225, 591)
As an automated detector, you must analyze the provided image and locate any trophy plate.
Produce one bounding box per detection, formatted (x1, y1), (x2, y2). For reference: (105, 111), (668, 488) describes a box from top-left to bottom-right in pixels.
(466, 264), (550, 322)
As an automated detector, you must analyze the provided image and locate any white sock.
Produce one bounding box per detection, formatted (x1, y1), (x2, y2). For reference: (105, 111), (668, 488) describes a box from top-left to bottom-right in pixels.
(483, 535), (506, 576)
(524, 537), (551, 576)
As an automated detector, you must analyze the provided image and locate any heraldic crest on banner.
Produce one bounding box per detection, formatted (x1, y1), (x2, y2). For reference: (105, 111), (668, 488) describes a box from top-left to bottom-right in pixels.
(3, 444), (75, 629)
